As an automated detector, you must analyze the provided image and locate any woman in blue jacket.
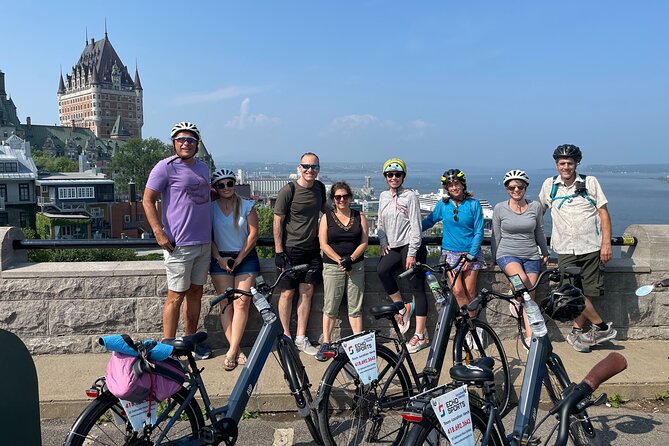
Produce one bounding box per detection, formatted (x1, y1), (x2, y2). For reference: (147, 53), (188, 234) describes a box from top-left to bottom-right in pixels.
(422, 169), (485, 316)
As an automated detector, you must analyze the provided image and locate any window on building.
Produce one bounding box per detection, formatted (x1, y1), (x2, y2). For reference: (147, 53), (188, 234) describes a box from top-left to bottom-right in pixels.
(90, 207), (103, 217)
(58, 187), (77, 199)
(19, 183), (30, 201)
(19, 212), (29, 228)
(124, 215), (131, 223)
(77, 187), (95, 199)
(0, 212), (8, 226)
(41, 185), (49, 194)
(0, 184), (6, 200)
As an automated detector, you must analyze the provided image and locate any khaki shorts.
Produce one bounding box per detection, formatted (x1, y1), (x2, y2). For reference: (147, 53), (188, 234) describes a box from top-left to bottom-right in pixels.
(163, 243), (211, 293)
(557, 251), (604, 297)
(322, 262), (365, 318)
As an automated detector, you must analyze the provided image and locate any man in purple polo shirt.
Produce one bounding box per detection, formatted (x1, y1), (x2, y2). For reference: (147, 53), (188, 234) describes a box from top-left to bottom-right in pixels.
(143, 121), (212, 360)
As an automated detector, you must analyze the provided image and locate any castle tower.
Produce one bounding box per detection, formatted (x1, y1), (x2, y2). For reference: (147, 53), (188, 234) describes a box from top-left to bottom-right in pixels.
(57, 34), (143, 140)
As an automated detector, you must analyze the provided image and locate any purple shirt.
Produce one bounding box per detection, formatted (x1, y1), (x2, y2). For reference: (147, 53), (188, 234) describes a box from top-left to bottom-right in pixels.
(145, 157), (212, 246)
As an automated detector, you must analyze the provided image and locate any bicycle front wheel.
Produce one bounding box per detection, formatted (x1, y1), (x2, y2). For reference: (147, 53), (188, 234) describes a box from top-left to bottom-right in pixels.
(453, 319), (511, 416)
(63, 388), (204, 446)
(279, 337), (323, 444)
(544, 356), (599, 446)
(317, 343), (413, 445)
(403, 404), (502, 445)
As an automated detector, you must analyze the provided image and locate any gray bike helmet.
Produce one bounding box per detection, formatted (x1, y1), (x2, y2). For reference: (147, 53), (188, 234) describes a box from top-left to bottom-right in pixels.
(553, 144), (582, 163)
(541, 284), (586, 322)
(211, 168), (236, 185)
(503, 169), (530, 186)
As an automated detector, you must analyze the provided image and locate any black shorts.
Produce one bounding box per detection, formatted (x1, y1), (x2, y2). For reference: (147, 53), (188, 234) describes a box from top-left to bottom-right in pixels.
(278, 247), (323, 290)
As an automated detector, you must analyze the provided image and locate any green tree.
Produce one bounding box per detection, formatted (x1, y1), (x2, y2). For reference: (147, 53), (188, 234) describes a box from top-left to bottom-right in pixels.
(32, 153), (78, 172)
(255, 205), (275, 258)
(111, 138), (172, 195)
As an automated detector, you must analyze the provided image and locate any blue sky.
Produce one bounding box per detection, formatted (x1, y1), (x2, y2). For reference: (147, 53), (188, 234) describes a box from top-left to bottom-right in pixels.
(2, 1), (668, 169)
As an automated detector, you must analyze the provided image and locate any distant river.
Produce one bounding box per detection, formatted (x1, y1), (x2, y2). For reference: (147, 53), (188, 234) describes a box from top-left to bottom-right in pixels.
(322, 164), (669, 236)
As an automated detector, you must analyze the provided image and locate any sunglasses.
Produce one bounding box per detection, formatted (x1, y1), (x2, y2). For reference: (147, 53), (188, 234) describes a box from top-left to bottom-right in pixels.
(215, 180), (235, 189)
(385, 172), (403, 179)
(333, 193), (351, 201)
(300, 163), (320, 171)
(174, 137), (198, 145)
(506, 185), (526, 191)
(453, 207), (459, 222)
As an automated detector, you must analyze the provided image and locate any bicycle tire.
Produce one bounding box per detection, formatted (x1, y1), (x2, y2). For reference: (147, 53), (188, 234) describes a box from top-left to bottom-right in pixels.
(317, 343), (413, 446)
(279, 338), (323, 445)
(453, 319), (511, 416)
(63, 387), (204, 446)
(403, 404), (502, 445)
(544, 358), (599, 446)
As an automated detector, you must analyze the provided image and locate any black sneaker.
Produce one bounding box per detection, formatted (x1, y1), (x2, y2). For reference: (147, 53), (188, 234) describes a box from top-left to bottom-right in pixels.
(193, 343), (212, 360)
(315, 342), (331, 362)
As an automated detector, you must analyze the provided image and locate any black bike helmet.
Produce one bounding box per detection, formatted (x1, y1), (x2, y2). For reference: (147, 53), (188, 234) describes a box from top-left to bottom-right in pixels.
(540, 284), (586, 323)
(552, 144), (582, 163)
(441, 168), (467, 185)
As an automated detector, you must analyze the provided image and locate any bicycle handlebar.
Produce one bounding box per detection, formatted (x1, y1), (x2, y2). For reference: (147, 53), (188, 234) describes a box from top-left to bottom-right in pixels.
(209, 263), (309, 307)
(397, 253), (471, 279)
(553, 352), (627, 446)
(466, 266), (583, 312)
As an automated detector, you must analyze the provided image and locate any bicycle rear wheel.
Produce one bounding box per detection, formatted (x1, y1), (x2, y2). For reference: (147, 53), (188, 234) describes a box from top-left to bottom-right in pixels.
(317, 343), (413, 445)
(544, 355), (599, 446)
(63, 387), (204, 446)
(453, 319), (511, 416)
(278, 337), (323, 445)
(403, 404), (502, 445)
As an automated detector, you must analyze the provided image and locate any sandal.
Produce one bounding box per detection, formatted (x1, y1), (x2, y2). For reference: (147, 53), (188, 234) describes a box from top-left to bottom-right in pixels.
(236, 352), (247, 365)
(223, 356), (237, 371)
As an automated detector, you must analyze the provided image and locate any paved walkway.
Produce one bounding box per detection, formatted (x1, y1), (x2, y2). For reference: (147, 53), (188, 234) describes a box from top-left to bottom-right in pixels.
(37, 339), (669, 420)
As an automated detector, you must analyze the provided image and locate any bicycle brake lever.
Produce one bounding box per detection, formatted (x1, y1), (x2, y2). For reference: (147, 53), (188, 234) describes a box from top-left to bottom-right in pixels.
(577, 393), (607, 411)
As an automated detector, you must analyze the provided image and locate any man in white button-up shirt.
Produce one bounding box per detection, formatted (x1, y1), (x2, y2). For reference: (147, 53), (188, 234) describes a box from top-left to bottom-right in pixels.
(539, 144), (616, 353)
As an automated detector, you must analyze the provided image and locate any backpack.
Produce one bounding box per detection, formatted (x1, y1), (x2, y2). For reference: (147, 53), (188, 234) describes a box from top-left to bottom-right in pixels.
(105, 352), (185, 403)
(286, 179), (327, 209)
(549, 174), (596, 209)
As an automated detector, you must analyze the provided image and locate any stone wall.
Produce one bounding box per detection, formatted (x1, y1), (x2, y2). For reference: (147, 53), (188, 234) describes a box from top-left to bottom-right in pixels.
(1, 225), (667, 354)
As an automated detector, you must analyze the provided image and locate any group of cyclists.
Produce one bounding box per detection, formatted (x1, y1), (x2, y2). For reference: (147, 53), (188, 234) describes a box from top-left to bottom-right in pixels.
(146, 122), (616, 370)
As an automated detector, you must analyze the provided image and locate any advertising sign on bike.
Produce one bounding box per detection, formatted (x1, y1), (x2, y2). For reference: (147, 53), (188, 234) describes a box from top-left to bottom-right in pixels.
(341, 332), (377, 385)
(119, 398), (157, 431)
(430, 384), (474, 446)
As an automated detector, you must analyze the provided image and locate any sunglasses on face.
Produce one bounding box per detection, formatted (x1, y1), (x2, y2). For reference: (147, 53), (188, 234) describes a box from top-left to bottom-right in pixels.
(453, 207), (459, 222)
(385, 172), (403, 179)
(300, 163), (320, 171)
(174, 137), (198, 145)
(506, 184), (526, 191)
(215, 180), (235, 189)
(333, 193), (351, 201)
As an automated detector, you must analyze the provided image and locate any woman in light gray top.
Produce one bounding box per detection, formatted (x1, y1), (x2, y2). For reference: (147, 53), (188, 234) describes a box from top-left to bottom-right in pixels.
(492, 170), (549, 342)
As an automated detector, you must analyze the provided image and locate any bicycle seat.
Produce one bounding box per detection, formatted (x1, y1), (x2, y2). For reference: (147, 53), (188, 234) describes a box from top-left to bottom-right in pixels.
(449, 358), (495, 384)
(370, 302), (403, 320)
(162, 332), (208, 356)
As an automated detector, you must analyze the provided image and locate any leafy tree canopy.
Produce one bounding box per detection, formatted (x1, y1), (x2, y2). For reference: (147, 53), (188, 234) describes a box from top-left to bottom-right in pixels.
(33, 152), (78, 172)
(111, 138), (172, 195)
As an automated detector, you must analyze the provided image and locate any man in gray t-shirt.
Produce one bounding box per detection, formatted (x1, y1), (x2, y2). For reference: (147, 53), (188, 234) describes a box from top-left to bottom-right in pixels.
(273, 152), (327, 355)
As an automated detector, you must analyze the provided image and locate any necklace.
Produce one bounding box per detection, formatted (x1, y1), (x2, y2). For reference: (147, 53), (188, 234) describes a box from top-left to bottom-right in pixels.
(509, 199), (527, 214)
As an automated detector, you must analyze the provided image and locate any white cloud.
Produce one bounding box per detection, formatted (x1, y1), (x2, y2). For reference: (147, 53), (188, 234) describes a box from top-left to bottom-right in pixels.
(329, 114), (380, 131)
(173, 86), (265, 105)
(327, 114), (431, 137)
(225, 98), (280, 130)
(411, 119), (431, 130)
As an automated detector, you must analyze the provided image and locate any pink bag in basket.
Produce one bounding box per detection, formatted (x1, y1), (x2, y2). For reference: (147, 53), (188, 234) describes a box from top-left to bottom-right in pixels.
(105, 352), (185, 403)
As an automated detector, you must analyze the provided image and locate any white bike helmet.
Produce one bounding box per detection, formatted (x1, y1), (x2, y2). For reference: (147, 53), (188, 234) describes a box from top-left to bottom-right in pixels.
(211, 168), (236, 186)
(170, 121), (201, 141)
(503, 169), (530, 186)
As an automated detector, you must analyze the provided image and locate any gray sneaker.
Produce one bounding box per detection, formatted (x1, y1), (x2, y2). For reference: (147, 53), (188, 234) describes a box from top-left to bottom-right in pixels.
(566, 330), (583, 346)
(295, 337), (319, 356)
(571, 335), (591, 353)
(580, 323), (617, 347)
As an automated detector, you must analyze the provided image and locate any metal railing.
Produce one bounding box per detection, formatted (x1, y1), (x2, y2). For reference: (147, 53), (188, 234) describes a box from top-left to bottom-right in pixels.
(13, 236), (638, 250)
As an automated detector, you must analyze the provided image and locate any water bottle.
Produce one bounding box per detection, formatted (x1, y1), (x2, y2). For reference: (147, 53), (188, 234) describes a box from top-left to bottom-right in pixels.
(523, 292), (547, 337)
(251, 286), (276, 323)
(426, 272), (446, 306)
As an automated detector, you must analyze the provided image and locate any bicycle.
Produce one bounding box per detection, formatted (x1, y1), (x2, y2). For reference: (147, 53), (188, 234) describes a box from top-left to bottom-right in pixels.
(63, 263), (323, 446)
(401, 266), (626, 445)
(316, 254), (511, 446)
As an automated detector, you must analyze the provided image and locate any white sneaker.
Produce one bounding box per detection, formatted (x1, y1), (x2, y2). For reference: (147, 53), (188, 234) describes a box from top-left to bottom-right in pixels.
(295, 337), (318, 356)
(396, 301), (415, 335)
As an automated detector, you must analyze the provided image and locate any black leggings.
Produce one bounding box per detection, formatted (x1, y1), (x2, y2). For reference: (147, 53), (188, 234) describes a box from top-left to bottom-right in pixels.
(377, 244), (428, 317)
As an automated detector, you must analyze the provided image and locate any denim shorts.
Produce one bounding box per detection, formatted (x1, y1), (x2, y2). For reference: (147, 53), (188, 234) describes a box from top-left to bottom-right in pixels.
(210, 249), (260, 277)
(496, 256), (542, 275)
